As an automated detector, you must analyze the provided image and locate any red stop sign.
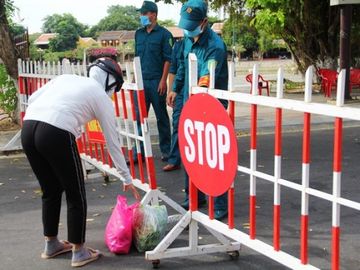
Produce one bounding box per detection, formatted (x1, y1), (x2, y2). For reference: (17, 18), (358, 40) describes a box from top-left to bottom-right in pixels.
(178, 93), (238, 197)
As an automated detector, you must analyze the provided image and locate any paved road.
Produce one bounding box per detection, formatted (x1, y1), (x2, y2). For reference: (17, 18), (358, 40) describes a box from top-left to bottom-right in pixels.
(1, 126), (360, 270)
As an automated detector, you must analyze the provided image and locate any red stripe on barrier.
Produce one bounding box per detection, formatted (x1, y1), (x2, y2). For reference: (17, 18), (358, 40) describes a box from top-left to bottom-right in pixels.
(146, 157), (157, 189)
(94, 144), (99, 160)
(302, 113), (311, 163)
(229, 101), (235, 124)
(250, 195), (256, 239)
(25, 77), (29, 96)
(89, 143), (94, 158)
(76, 138), (84, 154)
(273, 204), (281, 251)
(82, 133), (88, 155)
(34, 78), (38, 93)
(18, 77), (24, 94)
(251, 105), (257, 150)
(100, 144), (105, 164)
(209, 196), (214, 220)
(332, 226), (340, 270)
(120, 89), (128, 119)
(333, 118), (343, 172)
(137, 90), (148, 123)
(300, 214), (308, 264)
(228, 188), (235, 229)
(189, 179), (198, 212)
(137, 153), (145, 184)
(31, 78), (35, 94)
(113, 91), (120, 117)
(275, 108), (282, 156)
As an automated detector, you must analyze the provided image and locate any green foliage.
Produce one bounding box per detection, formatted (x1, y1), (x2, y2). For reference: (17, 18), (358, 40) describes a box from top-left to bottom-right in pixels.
(88, 5), (140, 37)
(42, 49), (86, 62)
(0, 64), (17, 116)
(207, 16), (223, 27)
(9, 23), (26, 37)
(157, 0), (360, 72)
(4, 0), (15, 19)
(28, 33), (42, 60)
(158, 19), (176, 27)
(4, 0), (26, 37)
(222, 14), (259, 54)
(42, 13), (87, 36)
(42, 14), (88, 52)
(257, 30), (277, 55)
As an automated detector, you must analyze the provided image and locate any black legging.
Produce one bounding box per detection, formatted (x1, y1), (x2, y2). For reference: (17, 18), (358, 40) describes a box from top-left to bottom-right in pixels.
(21, 120), (87, 244)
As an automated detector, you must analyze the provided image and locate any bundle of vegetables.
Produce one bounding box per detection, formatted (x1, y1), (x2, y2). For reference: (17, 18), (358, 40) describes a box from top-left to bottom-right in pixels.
(132, 204), (168, 252)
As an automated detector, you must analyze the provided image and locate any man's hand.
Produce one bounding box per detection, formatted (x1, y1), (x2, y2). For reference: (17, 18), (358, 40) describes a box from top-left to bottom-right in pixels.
(158, 79), (167, 96)
(166, 91), (177, 108)
(123, 183), (141, 201)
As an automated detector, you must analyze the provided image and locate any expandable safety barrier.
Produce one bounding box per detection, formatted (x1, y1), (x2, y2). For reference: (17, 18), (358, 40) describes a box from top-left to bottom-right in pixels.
(16, 58), (186, 253)
(145, 53), (360, 270)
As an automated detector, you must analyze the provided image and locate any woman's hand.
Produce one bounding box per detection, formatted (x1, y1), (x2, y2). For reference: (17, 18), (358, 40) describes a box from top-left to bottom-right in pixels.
(123, 183), (141, 201)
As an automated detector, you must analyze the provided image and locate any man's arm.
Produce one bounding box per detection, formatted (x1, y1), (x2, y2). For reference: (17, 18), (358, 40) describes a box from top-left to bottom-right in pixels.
(158, 30), (174, 95)
(199, 47), (225, 87)
(167, 72), (176, 107)
(158, 61), (170, 95)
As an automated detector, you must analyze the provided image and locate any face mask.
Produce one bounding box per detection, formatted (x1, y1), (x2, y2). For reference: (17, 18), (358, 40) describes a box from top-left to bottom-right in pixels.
(140, 15), (151, 27)
(184, 25), (202, 38)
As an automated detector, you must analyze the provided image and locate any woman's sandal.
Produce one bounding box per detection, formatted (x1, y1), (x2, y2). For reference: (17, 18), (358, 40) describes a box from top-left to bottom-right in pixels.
(71, 247), (101, 268)
(41, 240), (72, 259)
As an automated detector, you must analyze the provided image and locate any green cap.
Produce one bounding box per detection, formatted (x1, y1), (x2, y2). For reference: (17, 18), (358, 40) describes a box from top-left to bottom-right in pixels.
(137, 1), (158, 14)
(178, 0), (208, 31)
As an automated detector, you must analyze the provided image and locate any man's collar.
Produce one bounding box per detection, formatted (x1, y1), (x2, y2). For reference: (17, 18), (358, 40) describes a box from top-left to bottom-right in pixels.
(198, 26), (210, 46)
(144, 23), (159, 32)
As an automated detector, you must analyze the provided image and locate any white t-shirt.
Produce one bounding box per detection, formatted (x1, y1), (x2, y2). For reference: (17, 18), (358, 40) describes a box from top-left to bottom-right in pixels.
(24, 73), (132, 184)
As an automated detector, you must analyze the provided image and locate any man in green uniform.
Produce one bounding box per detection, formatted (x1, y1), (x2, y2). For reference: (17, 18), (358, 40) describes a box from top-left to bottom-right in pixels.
(168, 0), (229, 220)
(135, 1), (173, 161)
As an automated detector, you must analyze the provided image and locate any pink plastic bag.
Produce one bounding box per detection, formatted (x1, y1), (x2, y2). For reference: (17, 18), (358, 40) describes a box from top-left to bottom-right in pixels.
(105, 195), (139, 254)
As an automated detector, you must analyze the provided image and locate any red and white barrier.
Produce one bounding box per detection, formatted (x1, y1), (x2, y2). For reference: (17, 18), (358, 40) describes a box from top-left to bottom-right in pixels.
(146, 53), (360, 270)
(16, 57), (186, 239)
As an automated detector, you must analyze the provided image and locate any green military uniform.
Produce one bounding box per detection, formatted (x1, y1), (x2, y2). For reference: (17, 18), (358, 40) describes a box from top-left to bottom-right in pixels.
(176, 0), (229, 219)
(135, 1), (174, 158)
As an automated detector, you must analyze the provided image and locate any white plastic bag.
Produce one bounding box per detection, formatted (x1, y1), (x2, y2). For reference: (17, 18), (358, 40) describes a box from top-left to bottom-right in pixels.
(132, 204), (168, 252)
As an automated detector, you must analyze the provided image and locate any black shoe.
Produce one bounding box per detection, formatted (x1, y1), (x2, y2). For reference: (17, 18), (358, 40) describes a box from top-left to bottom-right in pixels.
(180, 198), (207, 210)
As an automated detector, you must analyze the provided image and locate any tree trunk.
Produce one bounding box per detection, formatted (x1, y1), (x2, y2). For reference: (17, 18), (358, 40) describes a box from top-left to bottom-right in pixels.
(0, 0), (18, 80)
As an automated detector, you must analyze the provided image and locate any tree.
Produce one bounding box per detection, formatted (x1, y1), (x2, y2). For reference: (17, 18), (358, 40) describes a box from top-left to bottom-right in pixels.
(222, 13), (259, 58)
(0, 0), (18, 79)
(88, 5), (140, 37)
(157, 0), (360, 73)
(42, 13), (87, 36)
(42, 13), (88, 52)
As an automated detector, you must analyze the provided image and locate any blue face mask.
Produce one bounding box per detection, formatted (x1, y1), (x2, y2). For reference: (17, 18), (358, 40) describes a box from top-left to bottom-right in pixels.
(140, 15), (151, 27)
(184, 25), (202, 38)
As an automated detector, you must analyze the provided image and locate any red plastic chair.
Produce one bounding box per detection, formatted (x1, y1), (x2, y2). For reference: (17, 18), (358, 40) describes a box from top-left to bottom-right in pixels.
(350, 69), (360, 92)
(318, 69), (338, 97)
(245, 74), (270, 96)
